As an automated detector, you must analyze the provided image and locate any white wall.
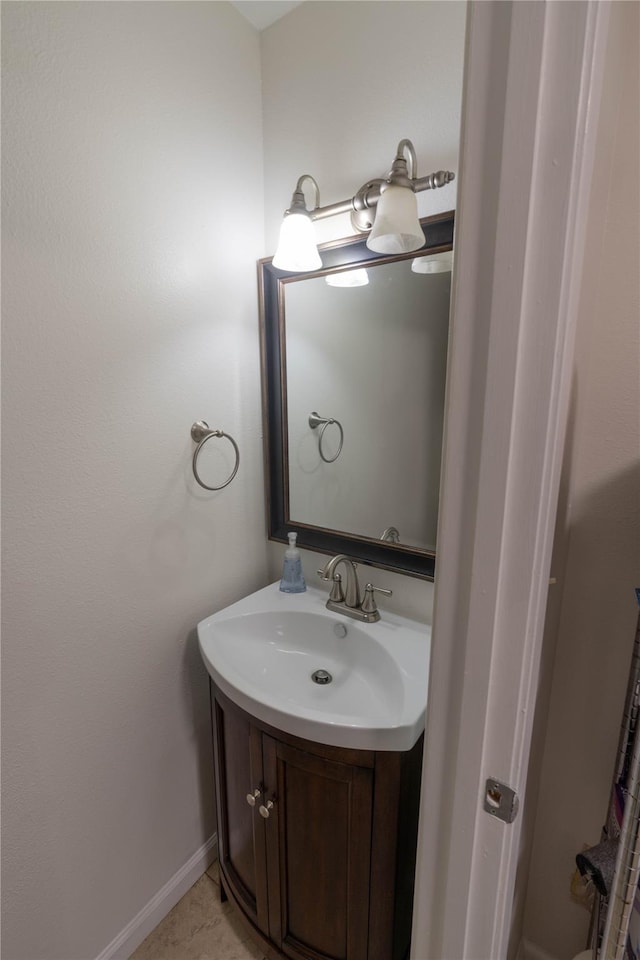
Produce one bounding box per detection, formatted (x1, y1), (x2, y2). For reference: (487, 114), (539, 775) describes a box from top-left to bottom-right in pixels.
(1, 4), (268, 958)
(260, 0), (466, 619)
(6, 5), (633, 958)
(517, 3), (640, 957)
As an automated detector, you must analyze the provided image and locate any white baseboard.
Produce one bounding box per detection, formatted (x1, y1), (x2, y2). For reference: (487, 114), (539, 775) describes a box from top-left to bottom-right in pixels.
(95, 833), (218, 960)
(519, 938), (562, 960)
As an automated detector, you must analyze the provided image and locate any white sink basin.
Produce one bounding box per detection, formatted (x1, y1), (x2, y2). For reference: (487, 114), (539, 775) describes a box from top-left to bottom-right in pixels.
(197, 582), (430, 751)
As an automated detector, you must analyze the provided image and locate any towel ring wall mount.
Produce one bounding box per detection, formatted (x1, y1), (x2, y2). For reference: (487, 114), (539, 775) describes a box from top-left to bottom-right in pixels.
(190, 421), (240, 490)
(308, 412), (344, 463)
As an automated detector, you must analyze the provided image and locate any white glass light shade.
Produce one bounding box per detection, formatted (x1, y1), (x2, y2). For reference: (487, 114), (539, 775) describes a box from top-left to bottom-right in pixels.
(272, 213), (322, 272)
(325, 268), (369, 288)
(366, 185), (424, 254)
(411, 251), (454, 274)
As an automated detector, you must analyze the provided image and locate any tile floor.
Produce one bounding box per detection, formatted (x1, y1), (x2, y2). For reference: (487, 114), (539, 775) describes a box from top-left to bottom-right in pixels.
(130, 861), (268, 960)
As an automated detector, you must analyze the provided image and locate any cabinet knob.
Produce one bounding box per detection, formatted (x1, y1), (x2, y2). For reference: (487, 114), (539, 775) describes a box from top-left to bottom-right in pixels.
(259, 799), (275, 819)
(246, 788), (261, 807)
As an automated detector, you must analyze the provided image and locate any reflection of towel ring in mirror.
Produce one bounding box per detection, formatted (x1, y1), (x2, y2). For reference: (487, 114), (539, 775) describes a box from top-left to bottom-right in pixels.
(190, 421), (240, 490)
(308, 411), (344, 463)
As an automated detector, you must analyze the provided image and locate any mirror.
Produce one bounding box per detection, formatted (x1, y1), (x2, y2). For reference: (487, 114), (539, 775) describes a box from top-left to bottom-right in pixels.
(259, 211), (454, 579)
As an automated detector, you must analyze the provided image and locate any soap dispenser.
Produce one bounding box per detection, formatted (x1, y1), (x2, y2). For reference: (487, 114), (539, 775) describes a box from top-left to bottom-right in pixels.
(279, 532), (306, 593)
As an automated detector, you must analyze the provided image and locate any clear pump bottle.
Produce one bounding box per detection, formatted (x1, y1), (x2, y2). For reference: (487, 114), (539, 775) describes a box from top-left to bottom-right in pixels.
(279, 532), (306, 593)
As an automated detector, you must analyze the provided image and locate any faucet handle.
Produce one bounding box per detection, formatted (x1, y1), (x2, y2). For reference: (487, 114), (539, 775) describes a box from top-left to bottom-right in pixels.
(330, 573), (345, 603)
(329, 572), (345, 603)
(317, 569), (345, 603)
(362, 583), (393, 615)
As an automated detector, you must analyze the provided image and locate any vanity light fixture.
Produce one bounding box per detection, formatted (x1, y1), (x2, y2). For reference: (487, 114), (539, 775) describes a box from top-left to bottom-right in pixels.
(272, 174), (322, 271)
(272, 139), (454, 272)
(411, 250), (454, 274)
(325, 268), (369, 288)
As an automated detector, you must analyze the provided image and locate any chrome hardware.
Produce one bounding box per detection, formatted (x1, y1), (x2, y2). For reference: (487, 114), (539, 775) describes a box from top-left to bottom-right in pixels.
(319, 555), (361, 608)
(190, 421), (240, 491)
(311, 669), (333, 685)
(295, 138), (454, 236)
(318, 555), (392, 623)
(259, 799), (275, 819)
(329, 573), (344, 603)
(483, 779), (519, 824)
(246, 788), (261, 807)
(317, 569), (345, 603)
(380, 526), (400, 543)
(308, 412), (344, 463)
(361, 583), (393, 619)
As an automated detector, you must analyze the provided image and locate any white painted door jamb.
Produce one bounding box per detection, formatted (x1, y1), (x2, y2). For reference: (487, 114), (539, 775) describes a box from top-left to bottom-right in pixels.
(411, 2), (610, 958)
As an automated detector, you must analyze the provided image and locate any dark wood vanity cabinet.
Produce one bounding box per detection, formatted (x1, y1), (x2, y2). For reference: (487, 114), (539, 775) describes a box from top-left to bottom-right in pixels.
(211, 685), (423, 960)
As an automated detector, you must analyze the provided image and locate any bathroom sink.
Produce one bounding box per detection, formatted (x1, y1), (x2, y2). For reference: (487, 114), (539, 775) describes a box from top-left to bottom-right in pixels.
(197, 582), (430, 751)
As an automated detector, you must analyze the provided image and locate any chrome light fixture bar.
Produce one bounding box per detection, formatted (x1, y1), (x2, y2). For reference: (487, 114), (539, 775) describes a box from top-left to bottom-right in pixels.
(273, 139), (455, 272)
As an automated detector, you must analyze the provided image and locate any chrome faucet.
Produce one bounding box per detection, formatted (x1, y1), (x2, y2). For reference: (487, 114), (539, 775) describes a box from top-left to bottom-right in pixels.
(318, 554), (392, 623)
(320, 554), (361, 607)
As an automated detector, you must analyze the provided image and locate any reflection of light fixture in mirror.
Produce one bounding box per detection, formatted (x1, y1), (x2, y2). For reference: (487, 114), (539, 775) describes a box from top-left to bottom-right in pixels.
(411, 250), (454, 274)
(273, 175), (322, 272)
(325, 268), (369, 288)
(273, 139), (454, 271)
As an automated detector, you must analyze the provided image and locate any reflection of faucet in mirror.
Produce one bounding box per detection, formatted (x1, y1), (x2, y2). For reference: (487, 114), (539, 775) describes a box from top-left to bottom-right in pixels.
(318, 554), (392, 623)
(381, 526), (400, 543)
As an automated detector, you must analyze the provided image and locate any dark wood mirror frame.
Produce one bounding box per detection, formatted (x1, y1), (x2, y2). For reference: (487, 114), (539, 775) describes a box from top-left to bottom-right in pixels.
(258, 210), (455, 580)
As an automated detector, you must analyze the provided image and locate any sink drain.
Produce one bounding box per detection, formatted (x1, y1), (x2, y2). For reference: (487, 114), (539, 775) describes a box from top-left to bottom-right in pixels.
(311, 669), (333, 685)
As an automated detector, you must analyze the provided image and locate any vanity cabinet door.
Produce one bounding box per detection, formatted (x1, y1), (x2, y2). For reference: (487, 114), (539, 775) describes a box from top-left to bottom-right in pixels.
(211, 695), (269, 935)
(262, 735), (373, 960)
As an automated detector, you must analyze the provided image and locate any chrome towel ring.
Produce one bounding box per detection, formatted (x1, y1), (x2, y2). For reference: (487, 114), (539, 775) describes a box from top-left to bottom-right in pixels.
(308, 411), (344, 463)
(190, 421), (240, 491)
